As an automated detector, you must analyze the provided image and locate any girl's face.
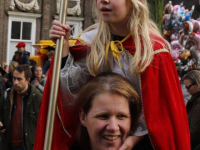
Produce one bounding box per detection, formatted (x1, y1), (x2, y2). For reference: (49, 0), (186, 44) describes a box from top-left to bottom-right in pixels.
(35, 66), (42, 78)
(96, 0), (132, 26)
(184, 79), (199, 95)
(80, 92), (131, 150)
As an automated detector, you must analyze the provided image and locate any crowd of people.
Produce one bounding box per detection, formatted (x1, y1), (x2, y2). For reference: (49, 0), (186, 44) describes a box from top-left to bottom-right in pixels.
(0, 0), (200, 150)
(0, 42), (49, 150)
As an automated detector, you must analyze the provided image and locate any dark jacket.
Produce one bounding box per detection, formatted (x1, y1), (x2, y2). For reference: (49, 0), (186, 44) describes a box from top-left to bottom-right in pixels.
(0, 85), (42, 150)
(4, 73), (13, 89)
(0, 67), (7, 76)
(0, 75), (6, 97)
(12, 51), (30, 65)
(186, 91), (200, 150)
(42, 60), (50, 75)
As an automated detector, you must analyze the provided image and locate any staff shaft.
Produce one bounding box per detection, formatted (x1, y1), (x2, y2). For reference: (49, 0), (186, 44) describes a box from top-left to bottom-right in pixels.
(43, 0), (69, 149)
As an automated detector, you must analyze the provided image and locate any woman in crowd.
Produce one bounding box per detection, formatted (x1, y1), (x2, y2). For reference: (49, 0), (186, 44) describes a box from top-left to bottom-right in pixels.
(75, 73), (141, 150)
(31, 65), (47, 93)
(0, 62), (8, 76)
(3, 61), (18, 89)
(183, 70), (200, 150)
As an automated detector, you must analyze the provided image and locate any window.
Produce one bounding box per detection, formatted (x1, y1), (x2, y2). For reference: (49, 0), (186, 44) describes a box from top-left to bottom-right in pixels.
(7, 12), (41, 64)
(67, 21), (82, 38)
(11, 21), (32, 40)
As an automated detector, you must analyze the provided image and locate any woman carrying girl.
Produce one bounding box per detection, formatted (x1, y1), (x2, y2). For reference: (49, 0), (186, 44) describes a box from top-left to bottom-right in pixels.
(34, 0), (190, 149)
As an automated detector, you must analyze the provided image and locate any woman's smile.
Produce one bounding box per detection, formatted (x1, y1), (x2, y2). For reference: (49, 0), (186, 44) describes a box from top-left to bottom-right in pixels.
(80, 92), (131, 150)
(103, 135), (120, 141)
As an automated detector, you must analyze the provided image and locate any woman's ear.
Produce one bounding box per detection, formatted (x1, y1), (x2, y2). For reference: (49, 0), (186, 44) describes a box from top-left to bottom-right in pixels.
(79, 109), (87, 127)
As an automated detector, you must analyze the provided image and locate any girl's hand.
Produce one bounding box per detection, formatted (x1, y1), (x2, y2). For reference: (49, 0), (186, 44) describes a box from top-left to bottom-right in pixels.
(119, 136), (136, 150)
(119, 135), (145, 150)
(49, 20), (71, 57)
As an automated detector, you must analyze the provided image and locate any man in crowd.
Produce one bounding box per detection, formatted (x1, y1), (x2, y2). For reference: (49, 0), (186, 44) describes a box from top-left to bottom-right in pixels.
(12, 42), (30, 65)
(0, 65), (42, 150)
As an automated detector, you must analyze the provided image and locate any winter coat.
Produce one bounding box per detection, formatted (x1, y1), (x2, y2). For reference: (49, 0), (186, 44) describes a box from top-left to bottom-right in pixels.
(186, 91), (200, 150)
(12, 51), (30, 65)
(0, 85), (42, 150)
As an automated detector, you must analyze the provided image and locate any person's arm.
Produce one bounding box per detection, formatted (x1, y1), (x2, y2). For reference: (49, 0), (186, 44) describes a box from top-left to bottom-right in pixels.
(49, 20), (71, 58)
(119, 109), (148, 150)
(60, 53), (91, 96)
(23, 54), (30, 65)
(36, 78), (47, 93)
(36, 84), (44, 93)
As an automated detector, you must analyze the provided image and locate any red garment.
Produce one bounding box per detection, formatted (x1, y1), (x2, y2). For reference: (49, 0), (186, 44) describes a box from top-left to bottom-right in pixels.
(34, 35), (190, 150)
(33, 56), (79, 150)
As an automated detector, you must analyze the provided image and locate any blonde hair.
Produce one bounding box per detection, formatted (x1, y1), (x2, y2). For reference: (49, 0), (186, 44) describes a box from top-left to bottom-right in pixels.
(84, 0), (169, 76)
(10, 61), (19, 69)
(1, 62), (8, 70)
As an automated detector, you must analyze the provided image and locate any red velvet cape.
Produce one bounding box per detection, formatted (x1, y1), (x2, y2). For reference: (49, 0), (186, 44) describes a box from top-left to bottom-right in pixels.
(34, 36), (190, 150)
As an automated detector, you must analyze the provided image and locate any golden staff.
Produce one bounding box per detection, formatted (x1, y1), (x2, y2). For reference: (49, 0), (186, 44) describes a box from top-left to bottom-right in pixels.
(43, 0), (69, 149)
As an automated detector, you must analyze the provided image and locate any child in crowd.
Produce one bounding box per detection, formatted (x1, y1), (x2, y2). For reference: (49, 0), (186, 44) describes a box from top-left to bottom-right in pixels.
(12, 42), (30, 65)
(34, 0), (190, 150)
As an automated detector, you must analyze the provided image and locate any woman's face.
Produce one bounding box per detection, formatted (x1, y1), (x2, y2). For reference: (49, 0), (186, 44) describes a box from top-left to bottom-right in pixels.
(80, 92), (131, 150)
(4, 66), (9, 73)
(184, 79), (199, 95)
(9, 64), (14, 73)
(96, 0), (132, 26)
(34, 66), (42, 78)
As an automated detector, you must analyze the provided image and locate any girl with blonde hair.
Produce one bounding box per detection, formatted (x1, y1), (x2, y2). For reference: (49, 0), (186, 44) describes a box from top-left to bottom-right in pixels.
(34, 0), (190, 150)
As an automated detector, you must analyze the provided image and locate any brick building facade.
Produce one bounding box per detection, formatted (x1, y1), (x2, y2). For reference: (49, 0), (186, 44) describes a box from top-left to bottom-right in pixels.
(0, 0), (94, 64)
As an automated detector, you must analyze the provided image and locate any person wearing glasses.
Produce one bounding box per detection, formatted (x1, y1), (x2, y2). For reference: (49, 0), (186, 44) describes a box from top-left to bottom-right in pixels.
(183, 70), (200, 150)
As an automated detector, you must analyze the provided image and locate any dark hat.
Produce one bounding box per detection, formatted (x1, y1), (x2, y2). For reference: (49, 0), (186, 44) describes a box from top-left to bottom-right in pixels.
(16, 42), (26, 48)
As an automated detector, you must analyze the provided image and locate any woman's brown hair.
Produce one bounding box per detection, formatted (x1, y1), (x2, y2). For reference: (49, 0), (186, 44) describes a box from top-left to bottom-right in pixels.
(76, 73), (141, 150)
